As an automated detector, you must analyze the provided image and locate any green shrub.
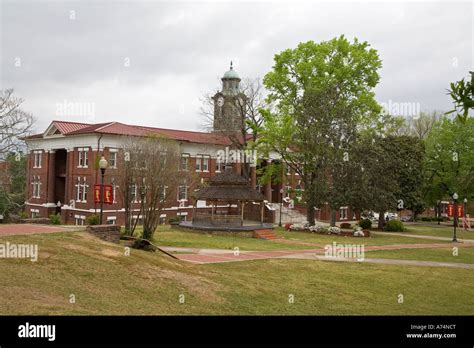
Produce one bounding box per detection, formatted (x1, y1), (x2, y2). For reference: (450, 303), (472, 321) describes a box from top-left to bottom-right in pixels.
(359, 218), (372, 230)
(385, 220), (405, 232)
(86, 214), (100, 225)
(20, 211), (28, 219)
(49, 213), (61, 225)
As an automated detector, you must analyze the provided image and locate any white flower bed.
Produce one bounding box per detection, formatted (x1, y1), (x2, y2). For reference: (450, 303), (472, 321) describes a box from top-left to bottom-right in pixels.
(353, 226), (365, 237)
(327, 226), (341, 234)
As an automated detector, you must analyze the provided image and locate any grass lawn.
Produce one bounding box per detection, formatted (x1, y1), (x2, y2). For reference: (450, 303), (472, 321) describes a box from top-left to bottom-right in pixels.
(0, 230), (473, 315)
(403, 223), (474, 240)
(149, 226), (450, 252)
(366, 246), (474, 264)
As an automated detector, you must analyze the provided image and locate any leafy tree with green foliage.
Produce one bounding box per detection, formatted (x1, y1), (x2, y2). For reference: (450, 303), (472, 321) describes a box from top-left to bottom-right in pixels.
(447, 71), (474, 124)
(351, 134), (424, 229)
(423, 117), (474, 210)
(259, 36), (382, 225)
(0, 152), (27, 219)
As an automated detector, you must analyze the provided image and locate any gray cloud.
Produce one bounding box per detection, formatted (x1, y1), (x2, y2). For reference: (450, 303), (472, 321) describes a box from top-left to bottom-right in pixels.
(1, 1), (472, 133)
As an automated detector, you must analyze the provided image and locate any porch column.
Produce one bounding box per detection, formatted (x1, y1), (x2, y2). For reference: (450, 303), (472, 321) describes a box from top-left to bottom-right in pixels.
(235, 161), (242, 175)
(65, 149), (73, 205)
(241, 201), (245, 226)
(250, 166), (257, 190)
(47, 150), (56, 204)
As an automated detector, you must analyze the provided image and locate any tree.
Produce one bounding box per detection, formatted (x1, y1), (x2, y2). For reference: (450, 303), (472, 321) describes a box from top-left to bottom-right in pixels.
(118, 136), (186, 240)
(0, 152), (27, 219)
(392, 111), (443, 140)
(447, 71), (474, 124)
(423, 117), (474, 210)
(259, 36), (382, 225)
(0, 89), (34, 158)
(200, 78), (267, 179)
(351, 134), (424, 229)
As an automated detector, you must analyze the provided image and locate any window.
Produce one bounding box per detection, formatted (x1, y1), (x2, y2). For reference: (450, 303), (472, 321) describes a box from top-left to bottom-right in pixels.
(180, 154), (189, 171)
(340, 207), (348, 220)
(195, 156), (202, 172)
(31, 175), (41, 198)
(202, 156), (210, 172)
(107, 216), (117, 225)
(178, 180), (187, 201)
(33, 151), (42, 168)
(215, 159), (222, 173)
(159, 186), (168, 202)
(75, 177), (88, 202)
(30, 209), (40, 218)
(285, 184), (292, 198)
(109, 149), (118, 168)
(130, 183), (138, 203)
(74, 215), (86, 226)
(78, 148), (89, 168)
(195, 155), (210, 172)
(286, 165), (291, 176)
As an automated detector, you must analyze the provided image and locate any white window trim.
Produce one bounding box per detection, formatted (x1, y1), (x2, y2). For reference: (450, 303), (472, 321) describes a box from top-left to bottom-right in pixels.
(75, 177), (88, 203)
(181, 154), (190, 171)
(77, 148), (89, 168)
(31, 175), (41, 198)
(109, 149), (118, 168)
(195, 155), (202, 172)
(33, 151), (42, 169)
(340, 206), (348, 220)
(202, 155), (210, 172)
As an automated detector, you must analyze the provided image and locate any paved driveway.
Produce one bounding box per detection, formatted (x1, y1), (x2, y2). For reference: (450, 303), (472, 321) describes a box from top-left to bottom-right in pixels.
(0, 224), (80, 237)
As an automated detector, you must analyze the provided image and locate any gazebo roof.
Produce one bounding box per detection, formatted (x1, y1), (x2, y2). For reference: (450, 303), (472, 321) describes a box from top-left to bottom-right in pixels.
(194, 167), (265, 201)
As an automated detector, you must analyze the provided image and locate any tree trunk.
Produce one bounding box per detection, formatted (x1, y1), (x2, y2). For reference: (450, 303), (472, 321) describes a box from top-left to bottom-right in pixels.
(306, 203), (315, 226)
(378, 211), (385, 230)
(437, 202), (441, 225)
(330, 209), (337, 227)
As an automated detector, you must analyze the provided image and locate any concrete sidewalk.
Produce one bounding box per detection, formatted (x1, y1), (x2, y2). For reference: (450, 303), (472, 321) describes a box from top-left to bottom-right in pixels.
(0, 223), (84, 237)
(161, 241), (474, 266)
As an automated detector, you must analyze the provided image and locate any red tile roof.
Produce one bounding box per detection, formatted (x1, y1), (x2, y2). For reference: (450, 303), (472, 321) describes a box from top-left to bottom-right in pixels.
(52, 121), (93, 134)
(26, 120), (251, 146)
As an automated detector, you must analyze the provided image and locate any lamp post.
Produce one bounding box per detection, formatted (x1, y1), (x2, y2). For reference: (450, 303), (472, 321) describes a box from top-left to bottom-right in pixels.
(452, 192), (458, 242)
(279, 188), (284, 227)
(99, 156), (108, 225)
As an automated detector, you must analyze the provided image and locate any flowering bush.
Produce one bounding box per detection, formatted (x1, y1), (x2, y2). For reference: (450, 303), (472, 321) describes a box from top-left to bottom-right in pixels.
(327, 226), (341, 234)
(308, 224), (326, 233)
(284, 223), (292, 231)
(289, 223), (309, 231)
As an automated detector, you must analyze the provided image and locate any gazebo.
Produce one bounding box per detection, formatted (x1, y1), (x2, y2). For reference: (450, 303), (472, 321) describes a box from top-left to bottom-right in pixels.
(189, 165), (267, 228)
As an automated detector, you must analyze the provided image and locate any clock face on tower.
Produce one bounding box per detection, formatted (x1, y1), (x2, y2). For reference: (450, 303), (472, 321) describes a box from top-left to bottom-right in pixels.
(217, 96), (224, 107)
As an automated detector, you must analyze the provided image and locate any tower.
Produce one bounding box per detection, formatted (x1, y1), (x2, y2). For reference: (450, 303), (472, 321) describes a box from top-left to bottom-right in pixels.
(212, 62), (247, 132)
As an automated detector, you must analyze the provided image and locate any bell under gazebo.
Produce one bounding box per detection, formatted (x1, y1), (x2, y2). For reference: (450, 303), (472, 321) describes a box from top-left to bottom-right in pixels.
(179, 165), (274, 234)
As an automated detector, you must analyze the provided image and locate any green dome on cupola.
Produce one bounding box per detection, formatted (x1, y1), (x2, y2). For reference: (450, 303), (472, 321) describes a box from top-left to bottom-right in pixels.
(222, 61), (240, 80)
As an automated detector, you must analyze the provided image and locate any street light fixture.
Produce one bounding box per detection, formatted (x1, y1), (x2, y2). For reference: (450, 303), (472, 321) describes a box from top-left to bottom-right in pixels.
(99, 156), (108, 225)
(452, 192), (458, 242)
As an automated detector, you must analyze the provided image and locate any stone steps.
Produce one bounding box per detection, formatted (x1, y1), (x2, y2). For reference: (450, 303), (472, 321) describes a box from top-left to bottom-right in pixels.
(253, 229), (281, 240)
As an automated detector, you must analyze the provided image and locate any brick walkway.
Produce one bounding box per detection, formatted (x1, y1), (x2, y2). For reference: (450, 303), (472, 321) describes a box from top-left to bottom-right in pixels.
(0, 224), (77, 236)
(161, 241), (474, 266)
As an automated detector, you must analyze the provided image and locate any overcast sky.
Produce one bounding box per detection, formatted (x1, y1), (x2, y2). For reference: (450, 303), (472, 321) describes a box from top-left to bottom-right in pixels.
(1, 0), (472, 134)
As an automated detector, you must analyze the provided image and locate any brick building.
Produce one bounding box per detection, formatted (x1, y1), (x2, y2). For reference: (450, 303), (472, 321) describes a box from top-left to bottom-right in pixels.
(24, 65), (358, 225)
